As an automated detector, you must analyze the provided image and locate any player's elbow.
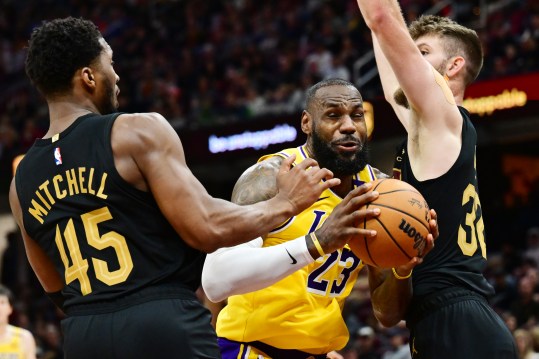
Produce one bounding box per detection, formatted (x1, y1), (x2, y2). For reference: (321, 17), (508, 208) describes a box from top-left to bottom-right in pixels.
(201, 283), (227, 303)
(374, 310), (402, 328)
(364, 8), (388, 33)
(201, 261), (229, 302)
(182, 225), (225, 253)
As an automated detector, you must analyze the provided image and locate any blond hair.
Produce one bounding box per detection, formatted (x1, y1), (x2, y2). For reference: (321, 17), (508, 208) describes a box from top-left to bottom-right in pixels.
(408, 15), (483, 85)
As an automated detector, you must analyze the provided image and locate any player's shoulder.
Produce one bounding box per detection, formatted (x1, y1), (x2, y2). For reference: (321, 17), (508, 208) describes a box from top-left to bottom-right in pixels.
(115, 112), (168, 127)
(111, 112), (179, 158)
(231, 153), (286, 205)
(238, 156), (282, 185)
(113, 112), (175, 145)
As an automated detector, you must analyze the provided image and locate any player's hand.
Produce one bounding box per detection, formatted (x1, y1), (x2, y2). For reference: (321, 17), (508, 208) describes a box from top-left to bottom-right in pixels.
(274, 154), (340, 215)
(309, 182), (380, 257)
(393, 208), (437, 276)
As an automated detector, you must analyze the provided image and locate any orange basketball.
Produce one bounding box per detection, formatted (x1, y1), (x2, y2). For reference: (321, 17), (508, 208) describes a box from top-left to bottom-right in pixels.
(349, 178), (431, 268)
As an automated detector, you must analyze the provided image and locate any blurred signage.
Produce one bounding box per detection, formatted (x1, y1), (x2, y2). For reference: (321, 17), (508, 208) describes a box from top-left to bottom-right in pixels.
(464, 72), (539, 116)
(208, 124), (297, 153)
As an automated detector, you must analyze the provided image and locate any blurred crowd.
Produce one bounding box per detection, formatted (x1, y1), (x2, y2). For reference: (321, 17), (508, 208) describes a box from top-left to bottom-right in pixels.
(1, 0), (539, 358)
(2, 0), (539, 185)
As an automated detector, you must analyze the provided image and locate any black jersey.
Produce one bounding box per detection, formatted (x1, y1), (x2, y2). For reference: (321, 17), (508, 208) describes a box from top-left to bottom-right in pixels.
(15, 113), (205, 312)
(393, 107), (494, 298)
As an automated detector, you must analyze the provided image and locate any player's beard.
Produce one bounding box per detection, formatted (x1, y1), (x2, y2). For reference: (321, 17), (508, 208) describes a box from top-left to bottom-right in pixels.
(98, 76), (118, 114)
(311, 129), (369, 177)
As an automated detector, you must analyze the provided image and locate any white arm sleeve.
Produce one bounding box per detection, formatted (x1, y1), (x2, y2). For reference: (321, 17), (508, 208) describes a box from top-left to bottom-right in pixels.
(201, 235), (315, 302)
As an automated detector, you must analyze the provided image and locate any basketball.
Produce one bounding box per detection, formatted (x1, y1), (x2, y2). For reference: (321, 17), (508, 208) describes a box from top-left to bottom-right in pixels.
(349, 178), (431, 268)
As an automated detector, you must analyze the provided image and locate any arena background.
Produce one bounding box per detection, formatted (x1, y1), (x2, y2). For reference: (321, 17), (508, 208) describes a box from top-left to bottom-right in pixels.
(0, 0), (538, 357)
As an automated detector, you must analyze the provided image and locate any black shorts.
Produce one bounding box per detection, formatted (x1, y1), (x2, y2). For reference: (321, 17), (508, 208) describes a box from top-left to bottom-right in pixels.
(62, 297), (221, 359)
(405, 288), (517, 359)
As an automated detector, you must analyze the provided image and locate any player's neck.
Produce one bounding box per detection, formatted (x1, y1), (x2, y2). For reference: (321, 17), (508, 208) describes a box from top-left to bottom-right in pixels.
(44, 100), (96, 139)
(333, 175), (354, 198)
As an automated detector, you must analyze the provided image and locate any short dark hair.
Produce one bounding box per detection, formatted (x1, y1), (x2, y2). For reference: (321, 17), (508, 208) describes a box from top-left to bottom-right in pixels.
(0, 284), (14, 306)
(408, 15), (483, 85)
(25, 17), (103, 97)
(305, 78), (361, 112)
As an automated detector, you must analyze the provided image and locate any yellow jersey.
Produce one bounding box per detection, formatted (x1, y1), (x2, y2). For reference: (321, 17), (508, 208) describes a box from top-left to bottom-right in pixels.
(0, 326), (27, 359)
(216, 145), (378, 354)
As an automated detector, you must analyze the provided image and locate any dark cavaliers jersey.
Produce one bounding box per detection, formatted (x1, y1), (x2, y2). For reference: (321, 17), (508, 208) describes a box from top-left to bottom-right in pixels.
(15, 113), (204, 311)
(393, 107), (494, 298)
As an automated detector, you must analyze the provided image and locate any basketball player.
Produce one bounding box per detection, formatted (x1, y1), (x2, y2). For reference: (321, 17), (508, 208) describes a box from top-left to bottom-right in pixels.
(202, 79), (438, 358)
(9, 17), (339, 359)
(355, 1), (518, 357)
(0, 285), (36, 359)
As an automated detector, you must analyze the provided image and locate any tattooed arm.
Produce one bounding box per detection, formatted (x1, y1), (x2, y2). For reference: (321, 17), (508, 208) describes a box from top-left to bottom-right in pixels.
(202, 155), (380, 302)
(202, 156), (315, 302)
(231, 156), (282, 206)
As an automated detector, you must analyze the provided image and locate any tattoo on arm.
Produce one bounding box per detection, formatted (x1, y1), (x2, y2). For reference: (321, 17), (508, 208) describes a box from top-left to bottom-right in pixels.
(231, 157), (283, 205)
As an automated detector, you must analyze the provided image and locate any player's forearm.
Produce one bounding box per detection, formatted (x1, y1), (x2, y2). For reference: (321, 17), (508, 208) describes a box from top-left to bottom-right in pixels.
(372, 34), (410, 128)
(174, 193), (298, 253)
(368, 266), (412, 327)
(202, 236), (314, 302)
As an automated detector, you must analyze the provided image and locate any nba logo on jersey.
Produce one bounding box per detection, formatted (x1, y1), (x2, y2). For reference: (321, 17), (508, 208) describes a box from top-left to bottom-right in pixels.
(54, 147), (62, 165)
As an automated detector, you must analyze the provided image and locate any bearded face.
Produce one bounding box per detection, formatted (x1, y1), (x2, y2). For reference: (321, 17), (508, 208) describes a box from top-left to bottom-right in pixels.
(97, 73), (118, 114)
(310, 125), (369, 177)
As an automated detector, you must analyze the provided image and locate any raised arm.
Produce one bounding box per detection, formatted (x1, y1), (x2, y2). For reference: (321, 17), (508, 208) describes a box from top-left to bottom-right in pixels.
(371, 34), (411, 130)
(356, 0), (463, 179)
(112, 113), (340, 253)
(202, 157), (381, 302)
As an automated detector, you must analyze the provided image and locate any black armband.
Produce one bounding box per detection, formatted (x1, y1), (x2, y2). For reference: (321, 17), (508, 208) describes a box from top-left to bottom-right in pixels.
(46, 290), (65, 310)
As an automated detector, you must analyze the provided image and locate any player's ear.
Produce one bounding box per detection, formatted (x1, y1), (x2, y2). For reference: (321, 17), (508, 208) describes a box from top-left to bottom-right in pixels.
(80, 67), (96, 89)
(446, 56), (465, 79)
(301, 110), (312, 135)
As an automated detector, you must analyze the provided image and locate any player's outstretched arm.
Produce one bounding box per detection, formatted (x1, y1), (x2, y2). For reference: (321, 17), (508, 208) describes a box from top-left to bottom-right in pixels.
(356, 0), (464, 180)
(356, 0), (461, 130)
(371, 34), (411, 129)
(112, 113), (339, 252)
(202, 159), (380, 302)
(367, 209), (437, 327)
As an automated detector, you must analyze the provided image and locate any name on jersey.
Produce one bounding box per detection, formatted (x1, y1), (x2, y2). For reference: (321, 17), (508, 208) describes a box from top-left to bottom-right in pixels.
(28, 167), (108, 224)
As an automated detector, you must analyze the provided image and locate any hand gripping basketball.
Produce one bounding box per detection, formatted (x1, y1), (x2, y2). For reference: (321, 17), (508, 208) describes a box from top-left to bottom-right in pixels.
(349, 178), (431, 268)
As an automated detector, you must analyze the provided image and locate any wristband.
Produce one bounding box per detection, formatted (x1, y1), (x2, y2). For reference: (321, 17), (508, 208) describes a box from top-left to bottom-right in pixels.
(310, 232), (326, 258)
(392, 267), (412, 280)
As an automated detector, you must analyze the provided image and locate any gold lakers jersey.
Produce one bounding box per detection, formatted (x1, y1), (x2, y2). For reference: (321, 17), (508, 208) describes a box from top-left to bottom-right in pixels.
(216, 145), (378, 354)
(0, 326), (27, 359)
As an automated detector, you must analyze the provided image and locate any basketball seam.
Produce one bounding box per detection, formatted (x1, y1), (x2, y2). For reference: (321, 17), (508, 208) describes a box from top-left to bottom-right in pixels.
(362, 213), (378, 267)
(372, 178), (387, 192)
(374, 217), (413, 261)
(377, 189), (420, 196)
